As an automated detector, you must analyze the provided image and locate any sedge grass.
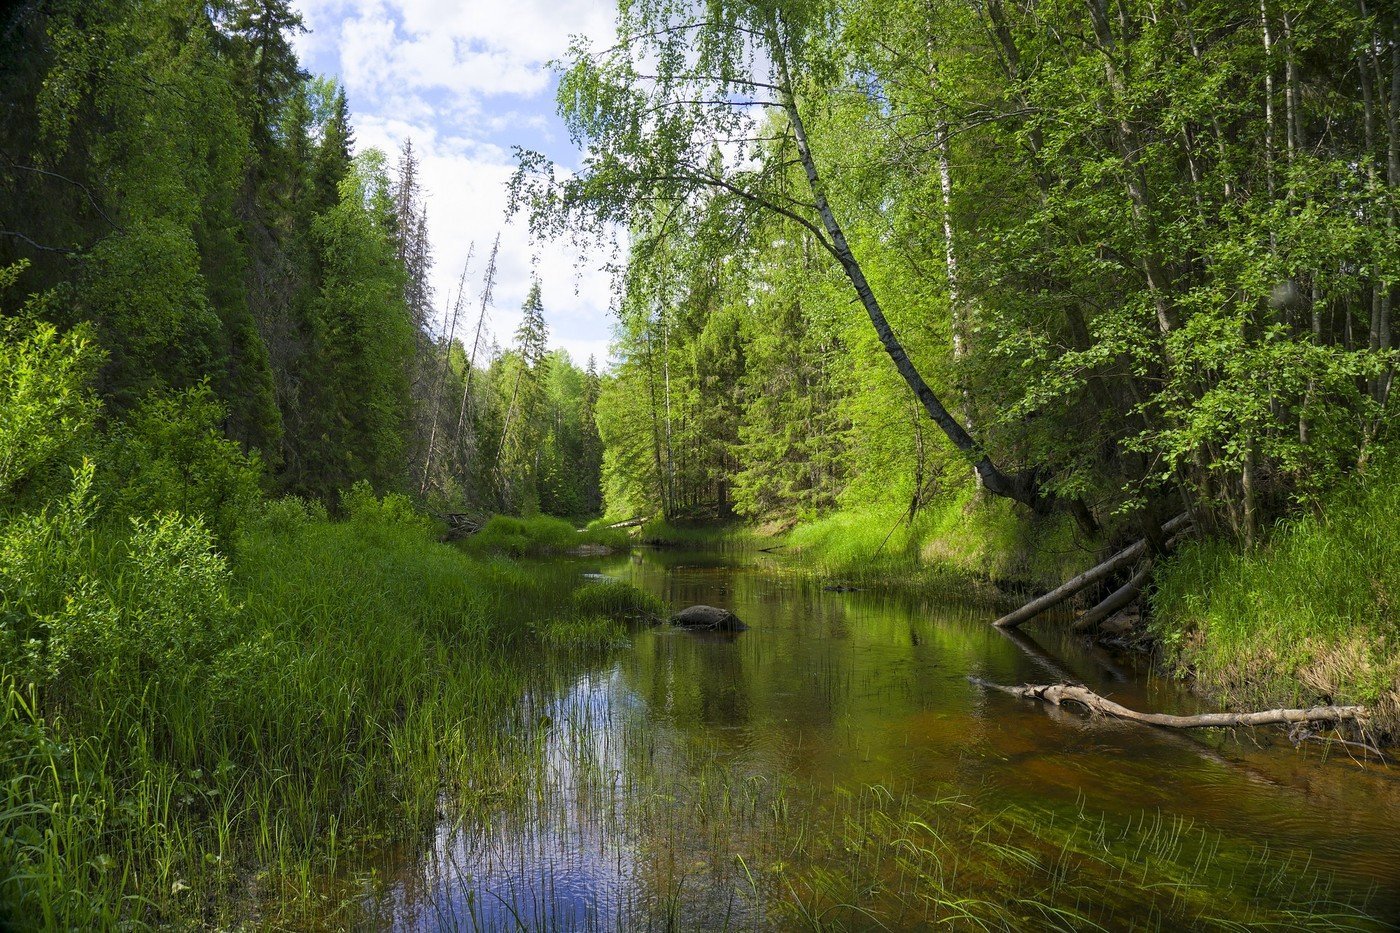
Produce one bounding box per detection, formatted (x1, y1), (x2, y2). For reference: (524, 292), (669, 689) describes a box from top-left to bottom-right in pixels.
(0, 499), (628, 929)
(458, 514), (632, 558)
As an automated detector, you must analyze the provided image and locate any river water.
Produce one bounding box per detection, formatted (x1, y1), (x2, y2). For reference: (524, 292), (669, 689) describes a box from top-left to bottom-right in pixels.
(357, 547), (1400, 930)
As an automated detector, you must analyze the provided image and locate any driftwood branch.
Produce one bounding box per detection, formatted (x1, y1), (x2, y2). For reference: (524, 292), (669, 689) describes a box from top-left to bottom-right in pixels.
(971, 679), (1369, 730)
(993, 513), (1191, 629)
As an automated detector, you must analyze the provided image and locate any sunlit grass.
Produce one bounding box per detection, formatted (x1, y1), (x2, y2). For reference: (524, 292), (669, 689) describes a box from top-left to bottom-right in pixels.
(0, 501), (624, 929)
(459, 513), (631, 557)
(570, 579), (666, 620)
(781, 490), (1090, 601)
(1154, 453), (1400, 736)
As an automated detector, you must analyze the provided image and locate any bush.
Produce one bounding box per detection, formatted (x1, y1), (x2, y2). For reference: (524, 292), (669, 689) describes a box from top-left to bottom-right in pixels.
(0, 299), (100, 511)
(244, 494), (329, 539)
(0, 461), (240, 697)
(99, 384), (262, 550)
(340, 480), (432, 534)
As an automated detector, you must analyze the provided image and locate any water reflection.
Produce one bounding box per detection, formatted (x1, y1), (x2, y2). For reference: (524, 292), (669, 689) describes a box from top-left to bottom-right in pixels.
(366, 548), (1400, 929)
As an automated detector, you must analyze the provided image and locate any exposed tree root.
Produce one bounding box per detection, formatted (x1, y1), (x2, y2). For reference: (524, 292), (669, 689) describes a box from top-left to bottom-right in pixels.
(970, 679), (1369, 730)
(993, 513), (1191, 629)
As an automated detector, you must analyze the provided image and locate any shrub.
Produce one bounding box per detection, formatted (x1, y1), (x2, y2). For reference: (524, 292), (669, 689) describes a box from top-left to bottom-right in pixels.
(1, 460), (239, 701)
(99, 384), (262, 550)
(244, 495), (328, 539)
(0, 298), (100, 511)
(340, 480), (432, 535)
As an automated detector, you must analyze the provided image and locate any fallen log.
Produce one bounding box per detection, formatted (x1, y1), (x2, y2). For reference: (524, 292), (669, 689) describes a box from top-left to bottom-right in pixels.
(970, 679), (1369, 729)
(1072, 561), (1152, 634)
(993, 512), (1191, 629)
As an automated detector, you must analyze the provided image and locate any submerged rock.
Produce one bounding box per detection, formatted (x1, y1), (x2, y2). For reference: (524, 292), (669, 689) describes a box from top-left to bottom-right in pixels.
(670, 605), (747, 632)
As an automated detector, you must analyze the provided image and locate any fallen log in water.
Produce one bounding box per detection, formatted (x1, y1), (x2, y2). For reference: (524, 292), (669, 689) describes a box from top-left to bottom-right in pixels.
(1071, 561), (1152, 634)
(970, 678), (1369, 729)
(993, 512), (1192, 629)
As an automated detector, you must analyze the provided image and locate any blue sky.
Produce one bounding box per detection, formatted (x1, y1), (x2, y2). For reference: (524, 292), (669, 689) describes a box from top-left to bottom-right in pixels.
(291, 0), (620, 367)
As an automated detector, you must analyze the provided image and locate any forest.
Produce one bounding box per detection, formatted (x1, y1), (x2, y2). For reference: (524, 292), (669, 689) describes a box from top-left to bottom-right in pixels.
(2, 0), (1398, 928)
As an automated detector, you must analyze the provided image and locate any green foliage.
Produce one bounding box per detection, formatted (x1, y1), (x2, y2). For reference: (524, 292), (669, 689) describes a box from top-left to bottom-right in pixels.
(1153, 453), (1400, 728)
(298, 154), (416, 496)
(527, 0), (1398, 556)
(0, 487), (599, 926)
(462, 514), (629, 557)
(570, 580), (665, 619)
(0, 459), (238, 696)
(0, 300), (100, 509)
(98, 384), (262, 549)
(80, 220), (222, 405)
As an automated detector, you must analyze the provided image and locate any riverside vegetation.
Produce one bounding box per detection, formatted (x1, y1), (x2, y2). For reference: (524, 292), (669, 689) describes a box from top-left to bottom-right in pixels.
(2, 0), (1399, 928)
(511, 0), (1400, 727)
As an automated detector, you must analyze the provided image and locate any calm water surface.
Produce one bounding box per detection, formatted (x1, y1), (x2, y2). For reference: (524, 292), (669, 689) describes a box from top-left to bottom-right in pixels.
(358, 547), (1400, 930)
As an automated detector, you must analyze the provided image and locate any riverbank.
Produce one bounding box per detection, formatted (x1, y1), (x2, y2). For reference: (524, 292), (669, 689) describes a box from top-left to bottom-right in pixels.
(0, 492), (628, 929)
(629, 463), (1400, 743)
(1152, 458), (1400, 741)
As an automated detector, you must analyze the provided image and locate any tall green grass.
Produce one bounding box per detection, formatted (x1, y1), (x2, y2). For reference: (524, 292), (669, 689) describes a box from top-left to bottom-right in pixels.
(1153, 454), (1400, 735)
(459, 514), (631, 557)
(569, 580), (666, 620)
(783, 489), (1089, 597)
(0, 495), (623, 929)
(637, 517), (753, 548)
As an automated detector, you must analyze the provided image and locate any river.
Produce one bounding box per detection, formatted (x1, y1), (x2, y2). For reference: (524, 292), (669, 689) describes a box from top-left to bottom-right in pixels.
(352, 546), (1400, 930)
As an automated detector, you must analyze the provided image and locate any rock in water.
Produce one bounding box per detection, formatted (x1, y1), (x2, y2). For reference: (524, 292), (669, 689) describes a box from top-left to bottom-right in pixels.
(671, 605), (747, 631)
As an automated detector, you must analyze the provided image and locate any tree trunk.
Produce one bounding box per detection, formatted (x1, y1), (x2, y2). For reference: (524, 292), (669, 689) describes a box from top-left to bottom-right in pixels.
(771, 35), (1042, 510)
(994, 513), (1191, 628)
(420, 252), (472, 494)
(452, 236), (499, 471)
(971, 680), (1369, 730)
(1072, 560), (1151, 633)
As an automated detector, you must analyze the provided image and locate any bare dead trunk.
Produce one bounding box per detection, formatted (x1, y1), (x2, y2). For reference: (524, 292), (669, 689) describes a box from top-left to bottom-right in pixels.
(420, 251), (473, 494)
(994, 513), (1191, 629)
(452, 236), (500, 470)
(971, 680), (1369, 730)
(1072, 560), (1152, 633)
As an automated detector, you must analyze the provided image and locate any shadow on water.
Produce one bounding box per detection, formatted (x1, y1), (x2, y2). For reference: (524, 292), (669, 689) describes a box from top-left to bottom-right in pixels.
(352, 548), (1400, 930)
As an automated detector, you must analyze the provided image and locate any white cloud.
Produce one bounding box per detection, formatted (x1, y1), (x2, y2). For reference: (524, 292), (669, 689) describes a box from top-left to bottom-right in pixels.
(293, 0), (622, 367)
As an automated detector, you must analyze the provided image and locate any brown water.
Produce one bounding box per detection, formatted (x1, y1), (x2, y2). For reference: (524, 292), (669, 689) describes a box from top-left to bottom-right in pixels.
(357, 547), (1400, 930)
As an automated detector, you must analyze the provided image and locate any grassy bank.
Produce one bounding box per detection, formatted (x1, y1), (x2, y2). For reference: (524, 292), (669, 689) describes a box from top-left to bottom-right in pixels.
(457, 513), (631, 557)
(0, 491), (630, 929)
(637, 517), (756, 548)
(781, 489), (1092, 599)
(1153, 456), (1400, 738)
